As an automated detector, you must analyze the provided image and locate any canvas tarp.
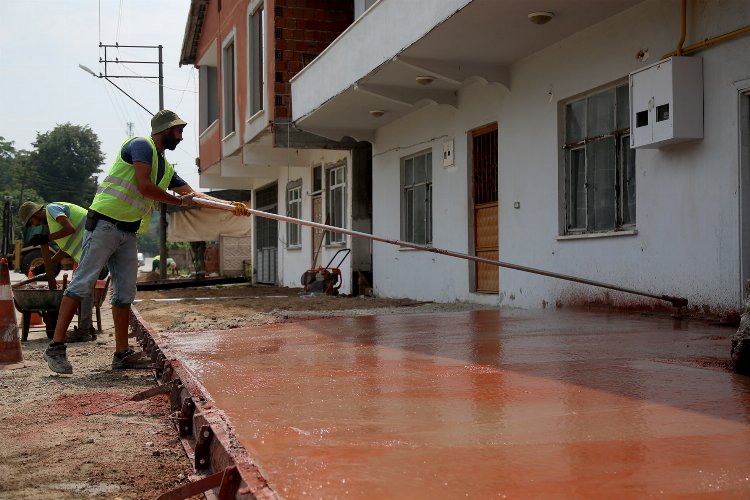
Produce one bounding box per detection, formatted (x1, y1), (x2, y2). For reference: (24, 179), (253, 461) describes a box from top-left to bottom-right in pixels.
(167, 208), (251, 242)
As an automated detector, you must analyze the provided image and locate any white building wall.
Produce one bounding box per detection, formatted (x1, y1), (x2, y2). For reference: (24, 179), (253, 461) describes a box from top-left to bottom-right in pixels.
(275, 151), (353, 295)
(372, 83), (505, 304)
(372, 0), (750, 313)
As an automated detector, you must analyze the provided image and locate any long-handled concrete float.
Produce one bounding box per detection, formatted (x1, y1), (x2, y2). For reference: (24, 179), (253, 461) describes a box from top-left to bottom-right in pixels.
(193, 197), (688, 309)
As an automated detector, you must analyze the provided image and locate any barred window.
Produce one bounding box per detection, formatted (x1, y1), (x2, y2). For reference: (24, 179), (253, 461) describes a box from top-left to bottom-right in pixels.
(326, 164), (346, 244)
(563, 83), (635, 233)
(286, 180), (301, 247)
(401, 150), (432, 244)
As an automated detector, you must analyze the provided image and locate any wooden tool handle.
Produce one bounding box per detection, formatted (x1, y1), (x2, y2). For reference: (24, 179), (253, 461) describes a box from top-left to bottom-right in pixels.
(40, 243), (57, 290)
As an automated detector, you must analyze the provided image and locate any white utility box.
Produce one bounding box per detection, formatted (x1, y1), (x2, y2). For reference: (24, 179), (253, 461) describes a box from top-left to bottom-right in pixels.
(442, 139), (454, 167)
(629, 56), (703, 149)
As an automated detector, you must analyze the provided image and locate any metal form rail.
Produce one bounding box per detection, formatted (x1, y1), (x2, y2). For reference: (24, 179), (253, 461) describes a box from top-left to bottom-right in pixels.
(129, 308), (279, 500)
(194, 197), (688, 308)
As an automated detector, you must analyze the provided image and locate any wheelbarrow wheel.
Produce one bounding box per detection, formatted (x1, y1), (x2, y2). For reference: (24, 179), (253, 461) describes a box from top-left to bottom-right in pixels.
(21, 248), (61, 278)
(42, 311), (58, 339)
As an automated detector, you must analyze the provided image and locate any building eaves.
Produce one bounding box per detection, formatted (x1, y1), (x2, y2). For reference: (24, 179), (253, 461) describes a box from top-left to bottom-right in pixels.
(179, 0), (209, 66)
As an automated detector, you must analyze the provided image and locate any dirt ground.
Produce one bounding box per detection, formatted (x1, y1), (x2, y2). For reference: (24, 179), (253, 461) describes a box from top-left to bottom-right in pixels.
(1, 276), (489, 499)
(134, 281), (441, 332)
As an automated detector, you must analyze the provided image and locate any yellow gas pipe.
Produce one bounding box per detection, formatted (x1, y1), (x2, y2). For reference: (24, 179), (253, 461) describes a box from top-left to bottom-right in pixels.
(663, 0), (750, 59)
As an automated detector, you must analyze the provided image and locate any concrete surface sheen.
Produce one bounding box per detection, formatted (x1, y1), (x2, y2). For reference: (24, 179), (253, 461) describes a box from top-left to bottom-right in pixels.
(161, 310), (750, 499)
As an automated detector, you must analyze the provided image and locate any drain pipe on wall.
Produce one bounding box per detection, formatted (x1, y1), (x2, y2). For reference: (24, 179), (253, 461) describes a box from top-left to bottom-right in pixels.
(194, 198), (688, 309)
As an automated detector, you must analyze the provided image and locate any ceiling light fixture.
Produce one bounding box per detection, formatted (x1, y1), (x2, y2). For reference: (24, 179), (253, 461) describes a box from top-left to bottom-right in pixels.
(369, 110), (385, 118)
(415, 75), (435, 86)
(527, 11), (554, 25)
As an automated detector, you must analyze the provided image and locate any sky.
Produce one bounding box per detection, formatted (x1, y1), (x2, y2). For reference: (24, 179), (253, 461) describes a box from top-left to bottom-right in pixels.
(0, 0), (203, 190)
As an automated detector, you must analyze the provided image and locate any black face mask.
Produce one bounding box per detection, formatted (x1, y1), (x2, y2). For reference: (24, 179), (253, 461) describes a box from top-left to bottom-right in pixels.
(163, 134), (180, 151)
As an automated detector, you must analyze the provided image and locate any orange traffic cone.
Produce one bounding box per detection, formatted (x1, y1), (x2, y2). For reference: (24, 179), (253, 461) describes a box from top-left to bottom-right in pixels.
(26, 269), (44, 327)
(0, 258), (23, 366)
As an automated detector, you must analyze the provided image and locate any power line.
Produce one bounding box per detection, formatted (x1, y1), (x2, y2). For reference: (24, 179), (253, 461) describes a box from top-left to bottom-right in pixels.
(102, 80), (132, 137)
(175, 67), (197, 110)
(118, 62), (197, 93)
(116, 0), (124, 44)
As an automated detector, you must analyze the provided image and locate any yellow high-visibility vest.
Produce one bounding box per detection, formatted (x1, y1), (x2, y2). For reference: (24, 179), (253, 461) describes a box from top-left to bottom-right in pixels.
(90, 136), (174, 234)
(45, 202), (87, 262)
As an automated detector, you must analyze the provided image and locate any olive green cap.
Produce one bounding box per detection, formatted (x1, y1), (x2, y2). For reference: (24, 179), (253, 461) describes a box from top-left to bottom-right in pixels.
(19, 201), (44, 226)
(151, 109), (187, 135)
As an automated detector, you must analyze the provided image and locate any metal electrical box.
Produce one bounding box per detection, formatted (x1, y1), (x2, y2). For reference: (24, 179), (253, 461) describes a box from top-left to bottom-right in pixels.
(629, 56), (703, 149)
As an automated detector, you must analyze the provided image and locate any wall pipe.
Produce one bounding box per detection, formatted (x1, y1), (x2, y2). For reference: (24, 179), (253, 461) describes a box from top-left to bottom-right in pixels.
(663, 0), (750, 59)
(676, 0), (687, 55)
(193, 197), (688, 308)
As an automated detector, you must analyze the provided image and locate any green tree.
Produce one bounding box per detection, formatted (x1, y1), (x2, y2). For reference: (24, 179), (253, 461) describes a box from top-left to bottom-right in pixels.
(0, 139), (42, 241)
(32, 123), (104, 207)
(137, 233), (159, 255)
(0, 137), (16, 191)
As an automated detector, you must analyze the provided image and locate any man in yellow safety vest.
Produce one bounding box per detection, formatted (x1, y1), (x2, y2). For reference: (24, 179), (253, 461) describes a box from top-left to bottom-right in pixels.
(42, 110), (249, 374)
(19, 200), (104, 342)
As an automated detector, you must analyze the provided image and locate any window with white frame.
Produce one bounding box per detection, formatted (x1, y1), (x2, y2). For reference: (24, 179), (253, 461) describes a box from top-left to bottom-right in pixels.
(248, 4), (264, 116)
(401, 150), (432, 245)
(222, 38), (236, 136)
(199, 65), (219, 132)
(286, 180), (302, 247)
(326, 164), (346, 244)
(563, 82), (635, 234)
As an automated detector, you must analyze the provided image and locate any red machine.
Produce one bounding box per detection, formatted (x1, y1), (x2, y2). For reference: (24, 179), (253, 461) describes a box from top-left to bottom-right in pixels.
(301, 249), (350, 296)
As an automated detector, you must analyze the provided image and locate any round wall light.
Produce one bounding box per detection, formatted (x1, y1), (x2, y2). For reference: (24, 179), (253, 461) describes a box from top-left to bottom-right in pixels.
(415, 75), (435, 86)
(369, 110), (385, 118)
(528, 11), (554, 25)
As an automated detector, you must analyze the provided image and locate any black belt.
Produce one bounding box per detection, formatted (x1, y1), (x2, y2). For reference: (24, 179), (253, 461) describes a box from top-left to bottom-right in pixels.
(88, 210), (141, 233)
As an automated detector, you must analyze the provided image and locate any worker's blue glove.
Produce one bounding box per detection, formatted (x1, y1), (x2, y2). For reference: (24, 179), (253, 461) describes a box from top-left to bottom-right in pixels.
(31, 264), (45, 276)
(28, 233), (49, 245)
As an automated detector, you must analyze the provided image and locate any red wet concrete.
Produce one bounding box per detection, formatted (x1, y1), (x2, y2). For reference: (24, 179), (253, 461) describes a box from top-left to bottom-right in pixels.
(157, 309), (750, 498)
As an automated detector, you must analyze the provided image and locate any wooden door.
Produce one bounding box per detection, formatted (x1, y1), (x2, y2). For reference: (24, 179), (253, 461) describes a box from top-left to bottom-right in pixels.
(472, 124), (499, 293)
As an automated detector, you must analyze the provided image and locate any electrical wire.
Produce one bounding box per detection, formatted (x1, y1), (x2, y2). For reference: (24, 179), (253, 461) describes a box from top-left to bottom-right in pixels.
(371, 135), (449, 158)
(116, 0), (124, 45)
(174, 66), (197, 109)
(118, 71), (150, 131)
(118, 62), (198, 93)
(102, 79), (133, 137)
(102, 82), (131, 136)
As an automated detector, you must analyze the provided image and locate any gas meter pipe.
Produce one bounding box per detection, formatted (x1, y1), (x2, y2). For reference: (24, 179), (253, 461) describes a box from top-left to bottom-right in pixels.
(193, 197), (688, 308)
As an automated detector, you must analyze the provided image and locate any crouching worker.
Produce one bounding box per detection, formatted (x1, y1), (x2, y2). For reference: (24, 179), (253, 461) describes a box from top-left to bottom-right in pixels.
(151, 255), (178, 275)
(19, 201), (104, 342)
(42, 110), (249, 374)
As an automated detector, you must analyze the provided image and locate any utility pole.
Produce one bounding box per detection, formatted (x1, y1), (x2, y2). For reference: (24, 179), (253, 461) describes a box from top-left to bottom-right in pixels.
(87, 43), (169, 279)
(156, 45), (169, 280)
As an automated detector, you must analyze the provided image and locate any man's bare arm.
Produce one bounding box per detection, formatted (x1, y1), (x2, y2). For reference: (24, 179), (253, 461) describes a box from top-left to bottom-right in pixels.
(133, 161), (186, 205)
